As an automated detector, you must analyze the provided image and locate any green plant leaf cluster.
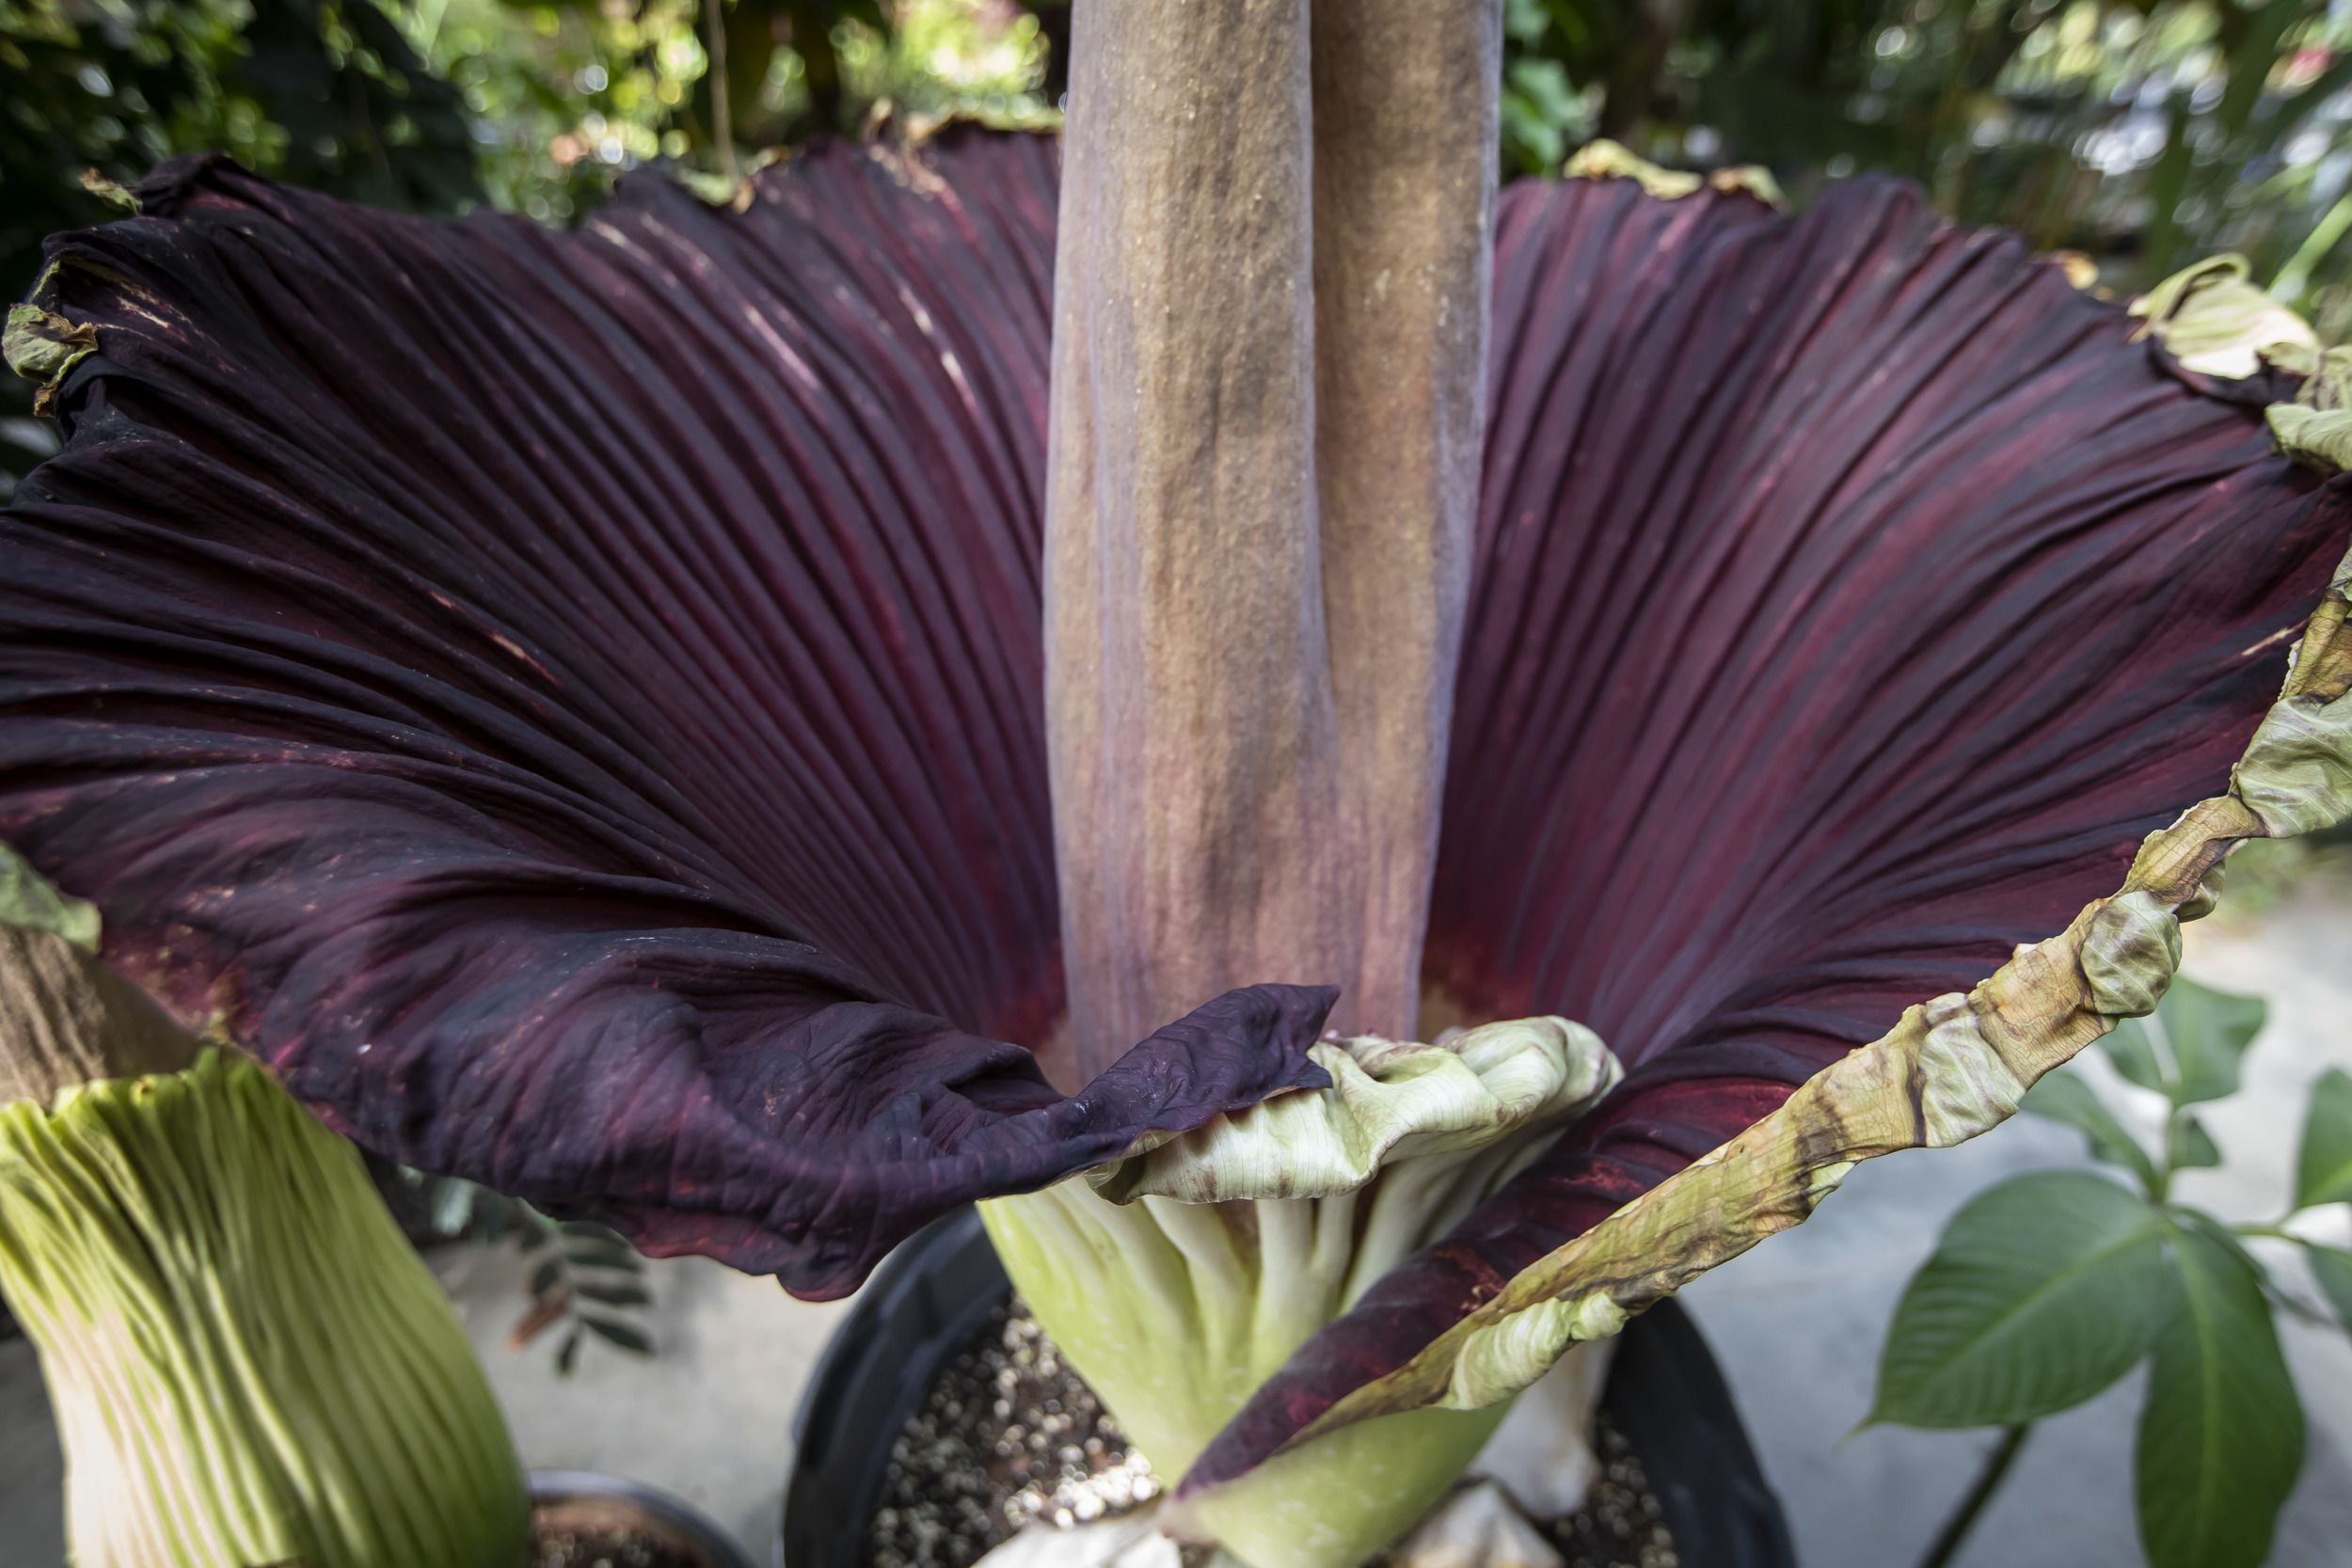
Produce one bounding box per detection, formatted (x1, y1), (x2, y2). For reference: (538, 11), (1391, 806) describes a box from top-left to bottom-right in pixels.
(387, 1164), (658, 1375)
(1872, 976), (2352, 1568)
(1497, 3), (2352, 339)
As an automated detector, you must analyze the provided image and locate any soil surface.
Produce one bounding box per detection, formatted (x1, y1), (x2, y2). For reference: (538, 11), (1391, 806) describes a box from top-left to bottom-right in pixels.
(532, 1494), (719, 1568)
(532, 1523), (702, 1567)
(866, 1300), (1679, 1568)
(867, 1300), (1152, 1568)
(1543, 1418), (1678, 1568)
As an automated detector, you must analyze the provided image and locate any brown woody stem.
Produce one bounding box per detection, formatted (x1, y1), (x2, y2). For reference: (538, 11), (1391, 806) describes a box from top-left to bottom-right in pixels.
(1045, 0), (1500, 1076)
(0, 927), (193, 1108)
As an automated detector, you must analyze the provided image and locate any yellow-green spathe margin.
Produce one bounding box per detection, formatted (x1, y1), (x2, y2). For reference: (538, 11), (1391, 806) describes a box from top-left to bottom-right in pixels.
(1563, 139), (1784, 207)
(2127, 255), (2318, 380)
(0, 1050), (532, 1568)
(3, 303), (99, 418)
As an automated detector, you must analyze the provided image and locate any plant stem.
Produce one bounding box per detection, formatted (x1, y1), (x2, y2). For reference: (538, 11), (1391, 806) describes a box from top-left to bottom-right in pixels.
(1915, 1424), (2031, 1568)
(704, 0), (738, 185)
(2274, 191), (2352, 304)
(1041, 0), (1498, 1073)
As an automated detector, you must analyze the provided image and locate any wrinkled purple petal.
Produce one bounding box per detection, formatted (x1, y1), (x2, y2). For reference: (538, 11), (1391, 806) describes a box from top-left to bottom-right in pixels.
(1, 135), (1329, 1297)
(1182, 173), (2351, 1492)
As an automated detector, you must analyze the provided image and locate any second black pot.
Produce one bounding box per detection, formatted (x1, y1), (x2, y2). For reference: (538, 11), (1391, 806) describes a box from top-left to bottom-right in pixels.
(783, 1209), (1798, 1568)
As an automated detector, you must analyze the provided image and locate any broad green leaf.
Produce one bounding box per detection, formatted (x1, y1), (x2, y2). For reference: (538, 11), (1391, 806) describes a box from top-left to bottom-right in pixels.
(2101, 977), (2265, 1105)
(2023, 1070), (2160, 1189)
(1869, 1173), (2169, 1429)
(2137, 1225), (2305, 1568)
(2158, 980), (2265, 1105)
(2173, 1210), (2271, 1289)
(2169, 1115), (2221, 1172)
(2101, 1017), (2169, 1097)
(2296, 1069), (2352, 1210)
(2304, 1243), (2352, 1336)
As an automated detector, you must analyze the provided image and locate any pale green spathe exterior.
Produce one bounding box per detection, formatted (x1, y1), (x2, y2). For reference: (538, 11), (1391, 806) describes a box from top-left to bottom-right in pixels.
(982, 1183), (1506, 1568)
(0, 1050), (532, 1568)
(981, 1016), (1617, 1568)
(1091, 1017), (1616, 1205)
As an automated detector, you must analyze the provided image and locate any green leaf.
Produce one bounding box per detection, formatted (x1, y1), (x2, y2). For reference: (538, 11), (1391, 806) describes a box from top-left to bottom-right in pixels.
(2169, 1115), (2222, 1172)
(580, 1315), (653, 1355)
(554, 1326), (581, 1378)
(528, 1258), (562, 1298)
(1869, 1173), (2169, 1429)
(2156, 979), (2265, 1105)
(561, 1238), (641, 1272)
(2136, 1224), (2305, 1568)
(2100, 1017), (2170, 1097)
(2296, 1068), (2352, 1210)
(2022, 1070), (2160, 1189)
(2302, 1243), (2352, 1336)
(2104, 979), (2265, 1105)
(572, 1281), (651, 1309)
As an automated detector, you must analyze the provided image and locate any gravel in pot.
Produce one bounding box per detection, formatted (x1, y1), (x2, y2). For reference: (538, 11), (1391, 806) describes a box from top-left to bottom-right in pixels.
(865, 1299), (1681, 1568)
(531, 1471), (756, 1568)
(786, 1211), (1794, 1568)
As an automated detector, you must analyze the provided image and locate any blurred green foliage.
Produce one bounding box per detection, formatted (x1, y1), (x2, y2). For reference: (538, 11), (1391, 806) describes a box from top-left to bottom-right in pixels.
(0, 0), (1046, 482)
(1504, 0), (2352, 333)
(414, 0), (1048, 223)
(3, 0), (2348, 487)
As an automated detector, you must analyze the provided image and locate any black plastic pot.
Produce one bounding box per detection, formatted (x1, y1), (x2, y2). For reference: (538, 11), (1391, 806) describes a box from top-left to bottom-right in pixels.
(532, 1470), (758, 1568)
(783, 1209), (1798, 1568)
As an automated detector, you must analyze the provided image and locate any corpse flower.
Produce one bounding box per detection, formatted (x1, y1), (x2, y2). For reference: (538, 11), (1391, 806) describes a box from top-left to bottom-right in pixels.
(6, 4), (2352, 1566)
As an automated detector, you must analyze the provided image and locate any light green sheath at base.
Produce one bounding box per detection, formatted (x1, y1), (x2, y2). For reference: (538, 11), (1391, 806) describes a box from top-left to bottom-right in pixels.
(0, 1049), (532, 1568)
(982, 1017), (1620, 1568)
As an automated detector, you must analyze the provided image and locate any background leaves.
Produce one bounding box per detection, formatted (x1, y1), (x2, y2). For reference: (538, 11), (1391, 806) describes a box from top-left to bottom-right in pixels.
(2102, 977), (2266, 1107)
(2136, 1222), (2305, 1568)
(1869, 1172), (2171, 1429)
(2022, 1069), (2162, 1192)
(2305, 1243), (2352, 1333)
(2297, 1068), (2352, 1210)
(1876, 970), (2341, 1568)
(384, 1164), (658, 1374)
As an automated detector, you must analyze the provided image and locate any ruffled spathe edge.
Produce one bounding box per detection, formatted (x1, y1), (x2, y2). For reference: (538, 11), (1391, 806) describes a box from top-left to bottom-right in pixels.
(1173, 197), (2352, 1501)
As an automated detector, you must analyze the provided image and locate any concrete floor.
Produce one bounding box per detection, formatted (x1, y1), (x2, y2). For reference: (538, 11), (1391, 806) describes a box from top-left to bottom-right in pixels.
(4, 876), (2349, 1568)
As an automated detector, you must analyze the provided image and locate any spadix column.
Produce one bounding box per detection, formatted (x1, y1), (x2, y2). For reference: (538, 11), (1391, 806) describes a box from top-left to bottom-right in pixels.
(1045, 0), (1501, 1071)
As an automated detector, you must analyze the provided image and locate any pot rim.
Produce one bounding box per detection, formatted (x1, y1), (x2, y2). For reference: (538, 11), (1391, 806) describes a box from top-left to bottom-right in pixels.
(530, 1467), (758, 1568)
